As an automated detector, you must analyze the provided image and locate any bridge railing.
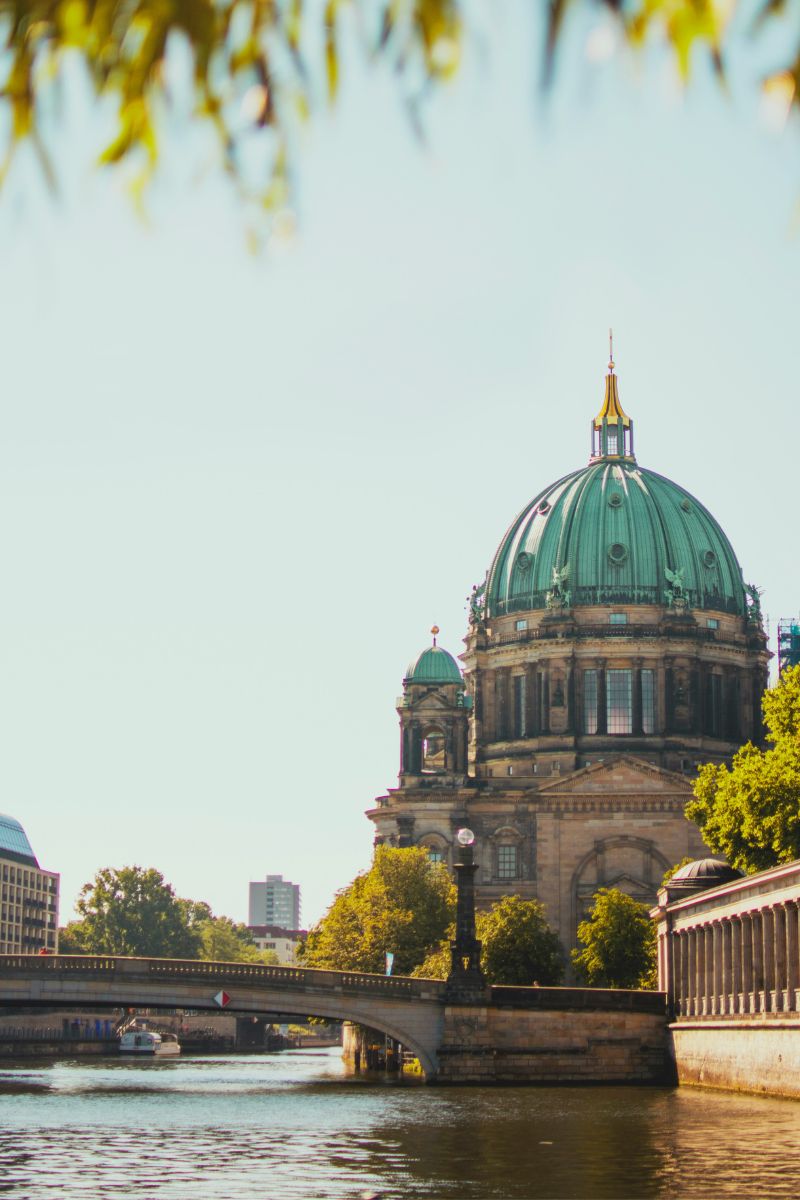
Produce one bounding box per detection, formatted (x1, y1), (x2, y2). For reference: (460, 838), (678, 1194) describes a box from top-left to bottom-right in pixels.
(0, 955), (447, 1000)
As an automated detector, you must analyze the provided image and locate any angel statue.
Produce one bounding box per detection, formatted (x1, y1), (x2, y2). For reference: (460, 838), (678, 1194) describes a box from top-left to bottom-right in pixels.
(468, 579), (487, 627)
(546, 562), (570, 610)
(745, 583), (763, 627)
(664, 566), (688, 610)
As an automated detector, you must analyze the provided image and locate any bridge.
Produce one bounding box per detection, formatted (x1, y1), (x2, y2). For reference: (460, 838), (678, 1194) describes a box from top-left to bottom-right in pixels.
(0, 954), (447, 1076)
(0, 953), (668, 1084)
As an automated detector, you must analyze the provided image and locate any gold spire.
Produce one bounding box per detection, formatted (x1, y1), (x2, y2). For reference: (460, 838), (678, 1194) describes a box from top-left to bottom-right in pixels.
(593, 330), (631, 431)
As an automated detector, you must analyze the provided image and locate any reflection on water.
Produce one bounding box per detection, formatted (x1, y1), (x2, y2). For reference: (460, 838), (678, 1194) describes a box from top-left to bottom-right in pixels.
(1, 1048), (800, 1198)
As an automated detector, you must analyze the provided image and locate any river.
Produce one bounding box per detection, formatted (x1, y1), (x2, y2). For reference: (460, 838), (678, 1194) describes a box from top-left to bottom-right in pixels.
(1, 1048), (799, 1198)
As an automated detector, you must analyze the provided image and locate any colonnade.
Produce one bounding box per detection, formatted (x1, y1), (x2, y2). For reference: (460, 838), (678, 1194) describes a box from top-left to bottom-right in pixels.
(662, 901), (800, 1017)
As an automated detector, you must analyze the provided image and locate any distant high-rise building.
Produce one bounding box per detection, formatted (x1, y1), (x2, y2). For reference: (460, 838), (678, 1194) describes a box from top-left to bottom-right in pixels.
(0, 813), (59, 954)
(248, 874), (301, 930)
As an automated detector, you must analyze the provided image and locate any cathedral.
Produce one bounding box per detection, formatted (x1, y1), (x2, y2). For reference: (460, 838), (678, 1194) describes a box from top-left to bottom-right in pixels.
(367, 351), (770, 954)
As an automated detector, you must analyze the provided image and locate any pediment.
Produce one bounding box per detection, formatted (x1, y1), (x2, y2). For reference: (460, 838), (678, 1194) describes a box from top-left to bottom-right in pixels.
(537, 755), (691, 797)
(407, 692), (456, 714)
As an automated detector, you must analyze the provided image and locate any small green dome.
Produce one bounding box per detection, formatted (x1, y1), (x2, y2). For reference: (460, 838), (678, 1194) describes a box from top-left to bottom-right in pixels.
(486, 460), (746, 618)
(405, 644), (463, 685)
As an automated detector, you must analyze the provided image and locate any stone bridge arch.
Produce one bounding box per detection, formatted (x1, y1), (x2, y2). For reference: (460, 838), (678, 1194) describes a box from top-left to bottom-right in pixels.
(0, 956), (446, 1079)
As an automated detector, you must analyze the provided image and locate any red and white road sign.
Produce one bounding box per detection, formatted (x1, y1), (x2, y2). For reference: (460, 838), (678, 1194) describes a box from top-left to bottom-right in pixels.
(213, 990), (231, 1008)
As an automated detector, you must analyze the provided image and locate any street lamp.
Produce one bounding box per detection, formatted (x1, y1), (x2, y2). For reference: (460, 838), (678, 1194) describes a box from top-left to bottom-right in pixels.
(445, 827), (486, 1002)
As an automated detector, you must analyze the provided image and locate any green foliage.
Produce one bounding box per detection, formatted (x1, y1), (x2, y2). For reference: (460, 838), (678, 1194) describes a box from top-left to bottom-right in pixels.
(0, 3), (796, 221)
(195, 914), (278, 964)
(686, 665), (800, 874)
(413, 895), (563, 985)
(59, 864), (277, 962)
(298, 845), (456, 975)
(411, 932), (453, 981)
(571, 887), (656, 989)
(68, 865), (200, 958)
(478, 895), (563, 985)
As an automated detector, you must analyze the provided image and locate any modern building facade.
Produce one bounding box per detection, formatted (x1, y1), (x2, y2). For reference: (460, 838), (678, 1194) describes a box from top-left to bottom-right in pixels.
(248, 875), (301, 930)
(246, 924), (305, 965)
(0, 813), (59, 954)
(367, 353), (770, 953)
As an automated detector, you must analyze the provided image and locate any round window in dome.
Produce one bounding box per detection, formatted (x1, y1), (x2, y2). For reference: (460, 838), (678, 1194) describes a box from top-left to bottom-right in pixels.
(680, 498), (691, 513)
(703, 550), (717, 568)
(537, 501), (551, 516)
(608, 542), (629, 566)
(516, 551), (533, 572)
(607, 492), (623, 508)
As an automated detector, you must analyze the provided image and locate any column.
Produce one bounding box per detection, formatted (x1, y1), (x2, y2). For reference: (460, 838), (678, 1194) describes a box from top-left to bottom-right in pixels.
(596, 663), (607, 735)
(695, 922), (706, 1017)
(773, 904), (787, 1012)
(495, 669), (509, 740)
(632, 660), (643, 736)
(527, 665), (539, 738)
(687, 929), (697, 1016)
(679, 931), (690, 1016)
(751, 911), (764, 1013)
(740, 913), (753, 1014)
(670, 924), (680, 1015)
(762, 907), (774, 1012)
(714, 921), (724, 1017)
(703, 924), (714, 1015)
(786, 901), (800, 1013)
(721, 920), (732, 1015)
(730, 916), (742, 1015)
(540, 670), (550, 735)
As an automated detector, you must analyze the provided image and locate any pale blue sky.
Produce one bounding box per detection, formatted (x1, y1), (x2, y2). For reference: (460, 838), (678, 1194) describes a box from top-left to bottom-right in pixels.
(1, 4), (799, 928)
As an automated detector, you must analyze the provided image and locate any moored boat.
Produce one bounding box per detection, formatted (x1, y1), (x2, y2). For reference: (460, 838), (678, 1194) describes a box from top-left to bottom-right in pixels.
(119, 1029), (180, 1056)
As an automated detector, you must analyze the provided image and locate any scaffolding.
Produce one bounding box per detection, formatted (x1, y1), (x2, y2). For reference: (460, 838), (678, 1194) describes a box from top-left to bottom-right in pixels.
(777, 618), (800, 676)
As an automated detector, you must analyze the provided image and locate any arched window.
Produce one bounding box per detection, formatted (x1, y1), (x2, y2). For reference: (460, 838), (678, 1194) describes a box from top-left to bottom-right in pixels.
(421, 726), (446, 773)
(420, 837), (448, 865)
(491, 826), (523, 882)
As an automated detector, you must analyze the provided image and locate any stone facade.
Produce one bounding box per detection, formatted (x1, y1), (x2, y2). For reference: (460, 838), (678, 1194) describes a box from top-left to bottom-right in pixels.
(653, 858), (800, 1098)
(367, 361), (770, 959)
(437, 1000), (669, 1085)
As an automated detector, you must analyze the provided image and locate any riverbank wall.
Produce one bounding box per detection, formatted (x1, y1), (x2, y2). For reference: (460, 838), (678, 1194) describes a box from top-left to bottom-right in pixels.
(669, 1020), (800, 1098)
(344, 986), (670, 1084)
(436, 988), (670, 1084)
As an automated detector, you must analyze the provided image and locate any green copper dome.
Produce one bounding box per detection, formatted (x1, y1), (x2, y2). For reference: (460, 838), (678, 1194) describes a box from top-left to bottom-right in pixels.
(485, 362), (747, 619)
(405, 643), (463, 685)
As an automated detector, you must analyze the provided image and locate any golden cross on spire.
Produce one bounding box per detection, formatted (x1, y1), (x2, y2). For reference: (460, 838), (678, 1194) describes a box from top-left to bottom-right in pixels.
(608, 327), (614, 373)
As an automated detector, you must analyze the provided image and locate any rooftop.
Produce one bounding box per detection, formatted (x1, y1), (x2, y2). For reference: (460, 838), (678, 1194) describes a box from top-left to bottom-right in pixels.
(0, 814), (39, 868)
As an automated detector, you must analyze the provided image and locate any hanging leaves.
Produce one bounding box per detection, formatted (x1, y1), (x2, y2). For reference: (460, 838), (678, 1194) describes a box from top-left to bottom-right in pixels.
(0, 2), (797, 220)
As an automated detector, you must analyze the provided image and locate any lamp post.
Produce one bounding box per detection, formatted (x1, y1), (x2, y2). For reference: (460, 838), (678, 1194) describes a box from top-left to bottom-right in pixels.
(446, 828), (487, 1002)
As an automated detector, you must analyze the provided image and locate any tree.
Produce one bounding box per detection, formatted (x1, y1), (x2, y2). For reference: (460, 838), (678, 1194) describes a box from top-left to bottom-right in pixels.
(478, 895), (563, 986)
(195, 914), (278, 964)
(298, 844), (455, 975)
(571, 887), (656, 989)
(412, 895), (563, 985)
(59, 865), (278, 962)
(1, 3), (797, 217)
(686, 665), (800, 875)
(66, 865), (201, 958)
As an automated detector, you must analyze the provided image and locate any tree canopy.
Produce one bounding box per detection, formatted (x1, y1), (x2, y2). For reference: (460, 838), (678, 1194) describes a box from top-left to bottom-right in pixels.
(58, 864), (277, 962)
(412, 894), (563, 985)
(686, 665), (800, 875)
(297, 844), (455, 975)
(1, 2), (797, 217)
(571, 887), (656, 989)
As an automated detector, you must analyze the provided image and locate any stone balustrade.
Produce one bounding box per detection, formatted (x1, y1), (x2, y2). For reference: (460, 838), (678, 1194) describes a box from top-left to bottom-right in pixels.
(653, 860), (800, 1019)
